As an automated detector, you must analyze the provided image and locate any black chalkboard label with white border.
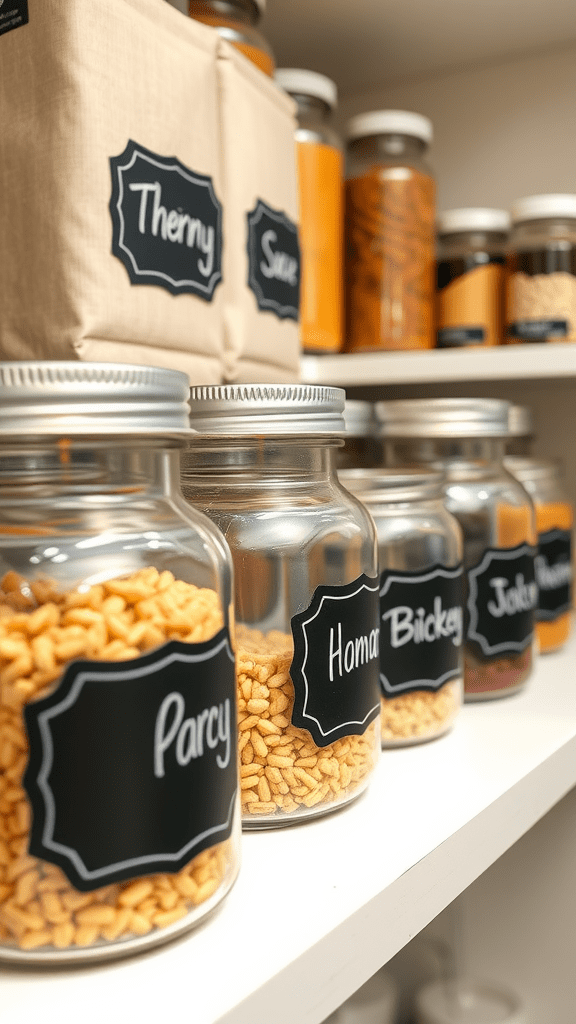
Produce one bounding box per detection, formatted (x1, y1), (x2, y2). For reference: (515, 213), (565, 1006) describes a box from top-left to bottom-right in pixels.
(109, 140), (223, 300)
(437, 327), (484, 347)
(379, 564), (463, 696)
(535, 528), (572, 621)
(466, 544), (537, 660)
(0, 0), (28, 37)
(290, 574), (380, 747)
(246, 199), (300, 320)
(508, 319), (568, 340)
(23, 630), (237, 892)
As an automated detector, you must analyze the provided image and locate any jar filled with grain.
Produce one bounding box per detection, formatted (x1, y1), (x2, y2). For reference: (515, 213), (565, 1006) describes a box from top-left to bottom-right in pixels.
(275, 68), (344, 354)
(505, 458), (573, 653)
(188, 0), (274, 76)
(376, 399), (537, 701)
(436, 208), (510, 348)
(337, 400), (381, 470)
(0, 363), (240, 964)
(339, 468), (463, 745)
(182, 385), (381, 828)
(507, 194), (576, 343)
(345, 110), (435, 351)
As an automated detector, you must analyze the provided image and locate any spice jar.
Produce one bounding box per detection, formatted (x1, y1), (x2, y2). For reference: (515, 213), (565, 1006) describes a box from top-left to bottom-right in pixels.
(189, 0), (274, 76)
(505, 458), (573, 653)
(436, 208), (509, 348)
(0, 363), (239, 964)
(339, 469), (463, 745)
(376, 399), (537, 701)
(507, 194), (576, 343)
(182, 385), (381, 828)
(337, 400), (380, 471)
(345, 109), (435, 351)
(506, 405), (534, 457)
(275, 68), (344, 354)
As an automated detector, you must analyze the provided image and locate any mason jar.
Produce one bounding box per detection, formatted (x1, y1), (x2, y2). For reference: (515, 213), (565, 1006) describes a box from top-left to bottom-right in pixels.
(188, 0), (275, 77)
(339, 468), (463, 745)
(376, 399), (537, 701)
(0, 363), (240, 964)
(505, 457), (573, 653)
(337, 400), (381, 471)
(182, 385), (381, 828)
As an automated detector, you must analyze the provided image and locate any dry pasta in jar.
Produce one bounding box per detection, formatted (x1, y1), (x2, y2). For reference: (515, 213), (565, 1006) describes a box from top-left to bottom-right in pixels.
(0, 363), (240, 964)
(182, 384), (381, 828)
(340, 469), (463, 745)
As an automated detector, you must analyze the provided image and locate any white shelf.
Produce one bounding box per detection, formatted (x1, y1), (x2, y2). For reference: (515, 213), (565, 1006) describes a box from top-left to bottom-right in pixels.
(301, 343), (576, 389)
(3, 629), (576, 1024)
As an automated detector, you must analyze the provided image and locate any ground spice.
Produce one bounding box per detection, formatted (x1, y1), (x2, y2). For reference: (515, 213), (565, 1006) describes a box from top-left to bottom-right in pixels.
(298, 140), (343, 352)
(345, 166), (435, 351)
(507, 271), (576, 342)
(0, 567), (232, 952)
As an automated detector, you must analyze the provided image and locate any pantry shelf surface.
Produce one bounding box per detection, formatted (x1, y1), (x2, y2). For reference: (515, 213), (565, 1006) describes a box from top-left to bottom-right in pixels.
(3, 628), (576, 1024)
(301, 343), (576, 388)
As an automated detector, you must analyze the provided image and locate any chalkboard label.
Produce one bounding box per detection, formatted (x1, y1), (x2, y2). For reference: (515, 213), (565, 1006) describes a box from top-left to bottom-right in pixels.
(379, 564), (463, 695)
(24, 631), (237, 892)
(0, 0), (28, 37)
(110, 140), (223, 300)
(437, 327), (484, 347)
(467, 544), (537, 659)
(536, 528), (572, 621)
(507, 319), (568, 340)
(290, 575), (380, 747)
(246, 199), (300, 320)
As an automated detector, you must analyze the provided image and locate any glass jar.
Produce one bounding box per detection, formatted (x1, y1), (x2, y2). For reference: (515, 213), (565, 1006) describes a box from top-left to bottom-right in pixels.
(436, 208), (509, 348)
(376, 399), (537, 701)
(337, 400), (380, 471)
(182, 385), (381, 828)
(339, 469), (463, 745)
(507, 194), (576, 343)
(275, 69), (343, 354)
(506, 405), (534, 457)
(505, 458), (573, 653)
(188, 0), (274, 76)
(0, 363), (240, 964)
(345, 109), (435, 352)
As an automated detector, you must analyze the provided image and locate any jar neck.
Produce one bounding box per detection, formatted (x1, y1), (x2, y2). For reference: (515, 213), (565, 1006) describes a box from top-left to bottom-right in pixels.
(189, 0), (258, 26)
(291, 93), (332, 124)
(348, 132), (428, 162)
(181, 436), (342, 483)
(383, 437), (506, 472)
(0, 440), (182, 499)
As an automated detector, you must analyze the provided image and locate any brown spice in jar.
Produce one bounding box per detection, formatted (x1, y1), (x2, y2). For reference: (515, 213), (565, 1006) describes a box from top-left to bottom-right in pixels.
(380, 681), (460, 745)
(0, 567), (232, 952)
(236, 625), (378, 819)
(345, 166), (435, 351)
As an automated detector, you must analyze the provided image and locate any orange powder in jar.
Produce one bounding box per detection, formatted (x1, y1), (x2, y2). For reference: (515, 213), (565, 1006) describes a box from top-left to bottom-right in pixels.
(189, 1), (275, 77)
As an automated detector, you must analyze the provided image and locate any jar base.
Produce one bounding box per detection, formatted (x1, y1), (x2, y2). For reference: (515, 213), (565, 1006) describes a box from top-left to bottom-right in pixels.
(464, 681), (527, 702)
(242, 783), (367, 831)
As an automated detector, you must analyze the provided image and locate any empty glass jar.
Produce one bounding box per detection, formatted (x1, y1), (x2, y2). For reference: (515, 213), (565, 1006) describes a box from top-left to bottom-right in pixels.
(0, 363), (240, 964)
(376, 399), (537, 700)
(340, 468), (463, 745)
(182, 384), (381, 828)
(337, 400), (380, 470)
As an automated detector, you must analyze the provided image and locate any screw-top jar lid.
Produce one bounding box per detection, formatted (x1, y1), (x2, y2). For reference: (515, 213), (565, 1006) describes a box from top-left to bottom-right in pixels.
(375, 398), (511, 438)
(505, 456), (563, 486)
(511, 193), (576, 223)
(188, 384), (345, 435)
(339, 467), (444, 504)
(0, 362), (193, 438)
(346, 109), (433, 144)
(437, 208), (510, 235)
(343, 399), (375, 437)
(275, 68), (337, 109)
(508, 404), (534, 438)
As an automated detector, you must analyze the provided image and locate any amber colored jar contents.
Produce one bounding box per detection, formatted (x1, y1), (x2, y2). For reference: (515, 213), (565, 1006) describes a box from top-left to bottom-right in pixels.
(189, 0), (274, 76)
(345, 110), (435, 352)
(275, 69), (343, 353)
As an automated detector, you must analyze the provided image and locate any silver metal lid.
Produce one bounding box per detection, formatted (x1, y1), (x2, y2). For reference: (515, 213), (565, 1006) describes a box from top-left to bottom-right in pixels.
(339, 467), (444, 503)
(343, 399), (375, 437)
(505, 456), (563, 485)
(375, 398), (511, 438)
(508, 404), (534, 438)
(188, 384), (346, 435)
(0, 362), (193, 438)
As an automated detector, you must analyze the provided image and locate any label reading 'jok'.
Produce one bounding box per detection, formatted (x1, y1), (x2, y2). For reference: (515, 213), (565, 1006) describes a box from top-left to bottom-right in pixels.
(246, 199), (301, 321)
(23, 630), (237, 892)
(466, 544), (537, 659)
(536, 528), (573, 621)
(379, 565), (464, 696)
(109, 140), (223, 299)
(290, 575), (380, 747)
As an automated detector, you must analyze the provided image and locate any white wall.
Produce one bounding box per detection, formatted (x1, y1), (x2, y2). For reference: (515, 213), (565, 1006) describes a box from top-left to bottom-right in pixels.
(338, 43), (576, 214)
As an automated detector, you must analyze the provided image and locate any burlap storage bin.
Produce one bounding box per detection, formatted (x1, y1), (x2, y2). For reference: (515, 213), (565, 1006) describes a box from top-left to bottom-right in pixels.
(0, 0), (224, 382)
(217, 42), (301, 383)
